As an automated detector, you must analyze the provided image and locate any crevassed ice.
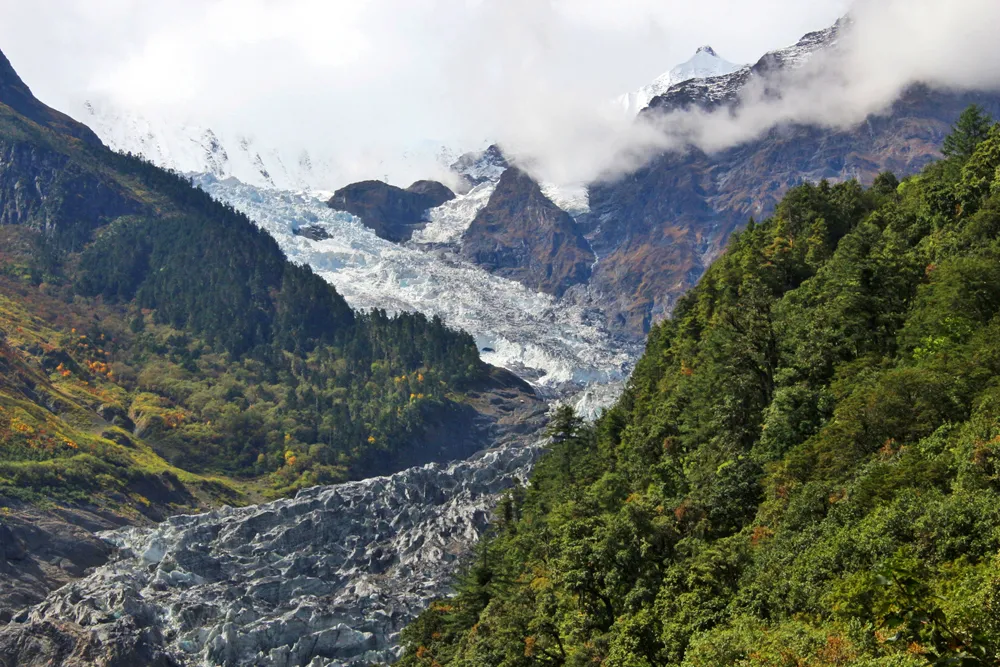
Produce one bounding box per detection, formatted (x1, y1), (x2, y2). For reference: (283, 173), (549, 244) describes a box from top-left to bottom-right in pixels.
(411, 181), (495, 245)
(195, 175), (635, 392)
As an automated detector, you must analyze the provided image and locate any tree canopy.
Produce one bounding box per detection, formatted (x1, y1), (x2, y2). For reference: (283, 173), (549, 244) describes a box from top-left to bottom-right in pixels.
(399, 111), (1000, 666)
(942, 103), (994, 161)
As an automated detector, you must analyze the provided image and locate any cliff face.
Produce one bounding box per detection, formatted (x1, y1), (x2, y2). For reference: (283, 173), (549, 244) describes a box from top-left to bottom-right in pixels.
(0, 48), (141, 244)
(461, 168), (594, 297)
(583, 20), (1000, 335)
(0, 139), (142, 245)
(327, 180), (455, 242)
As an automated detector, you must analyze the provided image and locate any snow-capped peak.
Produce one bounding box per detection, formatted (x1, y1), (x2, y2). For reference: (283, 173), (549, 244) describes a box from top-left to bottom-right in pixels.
(617, 46), (743, 116)
(79, 98), (340, 191)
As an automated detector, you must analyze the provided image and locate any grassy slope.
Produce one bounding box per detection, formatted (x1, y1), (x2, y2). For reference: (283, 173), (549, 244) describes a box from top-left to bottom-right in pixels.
(0, 245), (252, 516)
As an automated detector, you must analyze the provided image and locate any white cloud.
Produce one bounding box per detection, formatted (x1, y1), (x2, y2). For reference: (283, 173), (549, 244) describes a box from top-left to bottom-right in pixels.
(638, 0), (1000, 165)
(3, 0), (996, 190)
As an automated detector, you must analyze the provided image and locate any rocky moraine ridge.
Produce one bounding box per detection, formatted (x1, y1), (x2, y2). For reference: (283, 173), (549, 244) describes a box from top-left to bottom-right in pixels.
(0, 442), (544, 667)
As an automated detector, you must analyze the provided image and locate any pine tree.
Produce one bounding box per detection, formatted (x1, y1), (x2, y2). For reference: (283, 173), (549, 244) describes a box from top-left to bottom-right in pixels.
(942, 104), (994, 161)
(545, 404), (584, 444)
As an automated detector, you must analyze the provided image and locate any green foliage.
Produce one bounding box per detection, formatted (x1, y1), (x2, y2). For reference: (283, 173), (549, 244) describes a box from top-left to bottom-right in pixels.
(401, 120), (1000, 665)
(0, 145), (488, 505)
(942, 104), (994, 162)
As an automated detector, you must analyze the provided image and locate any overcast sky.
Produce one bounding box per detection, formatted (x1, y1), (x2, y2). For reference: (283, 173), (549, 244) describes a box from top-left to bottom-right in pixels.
(0, 0), (852, 185)
(3, 0), (998, 190)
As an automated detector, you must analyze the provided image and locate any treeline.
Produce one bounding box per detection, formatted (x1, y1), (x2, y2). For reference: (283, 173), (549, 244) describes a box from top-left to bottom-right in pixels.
(4, 145), (488, 498)
(400, 106), (1000, 665)
(78, 150), (355, 356)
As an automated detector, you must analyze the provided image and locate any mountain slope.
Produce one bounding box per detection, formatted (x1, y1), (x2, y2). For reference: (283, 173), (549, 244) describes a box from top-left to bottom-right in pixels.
(0, 47), (542, 516)
(400, 122), (1000, 667)
(616, 45), (743, 116)
(461, 168), (595, 297)
(0, 50), (100, 146)
(587, 20), (1000, 335)
(0, 44), (556, 623)
(79, 98), (343, 190)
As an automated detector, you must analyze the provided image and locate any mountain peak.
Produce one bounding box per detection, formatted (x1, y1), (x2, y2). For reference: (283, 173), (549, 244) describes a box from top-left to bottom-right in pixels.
(617, 44), (743, 116)
(0, 47), (100, 145)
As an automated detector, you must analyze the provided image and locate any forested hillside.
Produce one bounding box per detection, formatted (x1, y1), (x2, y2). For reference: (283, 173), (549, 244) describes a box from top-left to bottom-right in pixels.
(0, 47), (516, 515)
(400, 107), (1000, 666)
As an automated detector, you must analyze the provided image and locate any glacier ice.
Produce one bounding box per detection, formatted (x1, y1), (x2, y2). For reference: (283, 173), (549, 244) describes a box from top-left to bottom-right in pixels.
(195, 175), (637, 393)
(411, 181), (495, 245)
(21, 444), (544, 666)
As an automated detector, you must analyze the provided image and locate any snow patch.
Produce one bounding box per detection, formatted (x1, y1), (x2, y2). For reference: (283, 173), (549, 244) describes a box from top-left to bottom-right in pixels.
(617, 46), (743, 116)
(541, 182), (590, 217)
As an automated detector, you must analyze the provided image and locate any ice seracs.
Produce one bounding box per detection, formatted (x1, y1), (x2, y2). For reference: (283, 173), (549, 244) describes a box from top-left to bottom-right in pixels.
(617, 45), (743, 116)
(18, 443), (545, 666)
(194, 175), (636, 394)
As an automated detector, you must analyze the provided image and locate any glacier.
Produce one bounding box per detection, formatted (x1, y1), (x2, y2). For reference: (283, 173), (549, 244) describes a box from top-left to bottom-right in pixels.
(195, 175), (636, 395)
(18, 443), (544, 666)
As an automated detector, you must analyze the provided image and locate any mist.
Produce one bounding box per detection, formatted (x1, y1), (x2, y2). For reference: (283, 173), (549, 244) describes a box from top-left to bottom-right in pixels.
(617, 0), (1000, 174)
(0, 0), (997, 189)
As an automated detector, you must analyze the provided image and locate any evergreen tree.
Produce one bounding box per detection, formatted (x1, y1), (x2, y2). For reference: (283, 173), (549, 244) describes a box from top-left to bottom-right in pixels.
(399, 114), (1000, 667)
(942, 104), (994, 161)
(545, 404), (584, 445)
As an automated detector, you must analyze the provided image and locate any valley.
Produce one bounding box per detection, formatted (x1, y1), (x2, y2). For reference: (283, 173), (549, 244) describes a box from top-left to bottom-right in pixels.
(1, 6), (1000, 667)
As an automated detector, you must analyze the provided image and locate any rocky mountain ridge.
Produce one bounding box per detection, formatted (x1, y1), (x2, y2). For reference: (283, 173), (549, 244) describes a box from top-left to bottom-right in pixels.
(616, 45), (743, 116)
(322, 17), (1000, 337)
(584, 18), (1000, 333)
(460, 168), (595, 297)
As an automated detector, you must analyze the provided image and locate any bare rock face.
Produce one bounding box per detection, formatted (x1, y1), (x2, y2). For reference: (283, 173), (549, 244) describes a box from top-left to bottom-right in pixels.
(0, 444), (543, 666)
(0, 139), (142, 243)
(461, 168), (594, 297)
(0, 507), (129, 624)
(583, 20), (1000, 336)
(326, 180), (455, 243)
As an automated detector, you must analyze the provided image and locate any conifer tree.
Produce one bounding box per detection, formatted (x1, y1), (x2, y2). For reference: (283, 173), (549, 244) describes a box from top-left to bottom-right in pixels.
(942, 104), (994, 161)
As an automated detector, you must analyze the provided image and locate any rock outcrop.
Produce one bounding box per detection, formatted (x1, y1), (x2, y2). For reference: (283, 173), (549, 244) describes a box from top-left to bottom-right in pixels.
(326, 180), (455, 243)
(583, 21), (1000, 335)
(0, 139), (142, 242)
(0, 507), (130, 623)
(450, 145), (509, 188)
(461, 168), (594, 297)
(0, 47), (143, 242)
(0, 443), (544, 666)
